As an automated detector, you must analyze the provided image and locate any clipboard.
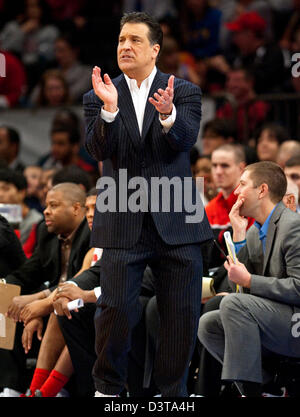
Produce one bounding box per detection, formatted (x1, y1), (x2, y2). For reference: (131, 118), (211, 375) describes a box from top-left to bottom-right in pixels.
(0, 280), (21, 350)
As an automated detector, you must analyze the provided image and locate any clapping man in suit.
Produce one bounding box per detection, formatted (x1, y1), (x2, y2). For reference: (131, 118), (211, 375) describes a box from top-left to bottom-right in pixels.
(83, 12), (213, 397)
(198, 161), (300, 396)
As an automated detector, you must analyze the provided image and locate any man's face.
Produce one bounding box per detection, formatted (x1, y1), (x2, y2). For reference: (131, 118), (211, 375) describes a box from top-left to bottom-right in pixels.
(43, 189), (79, 235)
(117, 23), (160, 79)
(226, 71), (251, 99)
(0, 181), (24, 204)
(202, 129), (227, 155)
(51, 132), (74, 164)
(233, 30), (256, 55)
(284, 165), (300, 202)
(256, 129), (280, 162)
(24, 166), (42, 196)
(0, 128), (13, 163)
(85, 195), (96, 230)
(211, 150), (244, 192)
(234, 170), (260, 217)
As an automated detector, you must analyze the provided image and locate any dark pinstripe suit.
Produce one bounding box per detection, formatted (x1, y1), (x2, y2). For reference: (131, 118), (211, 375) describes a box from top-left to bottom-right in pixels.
(83, 69), (213, 396)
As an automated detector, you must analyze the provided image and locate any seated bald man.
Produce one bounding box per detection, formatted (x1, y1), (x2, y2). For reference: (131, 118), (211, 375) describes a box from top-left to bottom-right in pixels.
(0, 183), (91, 397)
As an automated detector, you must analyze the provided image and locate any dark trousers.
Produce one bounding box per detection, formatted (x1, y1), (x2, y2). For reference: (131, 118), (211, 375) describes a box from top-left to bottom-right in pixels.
(93, 214), (203, 397)
(58, 297), (156, 397)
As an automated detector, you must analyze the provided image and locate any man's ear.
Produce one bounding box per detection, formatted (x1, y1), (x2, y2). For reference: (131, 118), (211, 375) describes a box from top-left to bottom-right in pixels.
(259, 183), (269, 199)
(72, 201), (82, 216)
(152, 44), (160, 60)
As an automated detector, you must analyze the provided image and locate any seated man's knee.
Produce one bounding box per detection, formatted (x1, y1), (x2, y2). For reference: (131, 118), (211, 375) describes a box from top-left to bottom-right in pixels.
(198, 310), (220, 346)
(219, 293), (248, 318)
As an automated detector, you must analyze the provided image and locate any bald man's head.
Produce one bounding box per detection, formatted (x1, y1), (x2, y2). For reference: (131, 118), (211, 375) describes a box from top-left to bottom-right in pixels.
(44, 182), (87, 235)
(51, 182), (86, 207)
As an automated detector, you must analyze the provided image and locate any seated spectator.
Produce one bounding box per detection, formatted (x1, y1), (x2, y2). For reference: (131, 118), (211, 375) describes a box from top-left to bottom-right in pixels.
(23, 165), (44, 213)
(37, 168), (57, 209)
(205, 144), (254, 268)
(180, 0), (222, 60)
(30, 33), (92, 104)
(51, 108), (99, 176)
(51, 166), (93, 193)
(211, 11), (286, 94)
(0, 214), (26, 277)
(192, 154), (217, 205)
(38, 126), (81, 170)
(198, 161), (300, 397)
(0, 0), (59, 93)
(0, 49), (27, 108)
(0, 183), (91, 397)
(18, 188), (101, 397)
(276, 140), (300, 168)
(0, 168), (43, 250)
(0, 126), (25, 172)
(255, 122), (289, 162)
(216, 68), (269, 142)
(157, 36), (200, 85)
(279, 0), (300, 50)
(283, 177), (299, 212)
(201, 118), (236, 156)
(31, 69), (70, 107)
(284, 155), (300, 212)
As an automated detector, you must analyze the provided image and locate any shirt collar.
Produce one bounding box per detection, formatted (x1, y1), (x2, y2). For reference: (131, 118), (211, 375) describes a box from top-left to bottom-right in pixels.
(254, 204), (278, 241)
(58, 224), (79, 245)
(124, 66), (157, 92)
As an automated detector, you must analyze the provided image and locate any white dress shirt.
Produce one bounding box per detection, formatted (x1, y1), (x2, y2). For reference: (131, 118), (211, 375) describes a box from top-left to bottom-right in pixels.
(101, 66), (176, 133)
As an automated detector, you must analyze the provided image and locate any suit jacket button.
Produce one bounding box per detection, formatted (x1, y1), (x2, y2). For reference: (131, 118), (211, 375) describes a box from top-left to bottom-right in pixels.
(141, 160), (146, 168)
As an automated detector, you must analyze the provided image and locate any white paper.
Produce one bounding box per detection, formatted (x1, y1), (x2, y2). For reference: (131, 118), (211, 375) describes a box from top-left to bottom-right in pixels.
(0, 313), (6, 338)
(224, 231), (237, 264)
(54, 298), (84, 315)
(67, 298), (84, 311)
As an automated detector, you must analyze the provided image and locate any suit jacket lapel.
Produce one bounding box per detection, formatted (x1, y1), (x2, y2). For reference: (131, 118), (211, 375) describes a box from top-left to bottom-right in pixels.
(141, 70), (168, 142)
(117, 75), (141, 150)
(262, 202), (285, 275)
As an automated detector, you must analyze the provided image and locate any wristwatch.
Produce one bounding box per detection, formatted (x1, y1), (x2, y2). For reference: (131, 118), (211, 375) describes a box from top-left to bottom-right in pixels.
(159, 112), (172, 120)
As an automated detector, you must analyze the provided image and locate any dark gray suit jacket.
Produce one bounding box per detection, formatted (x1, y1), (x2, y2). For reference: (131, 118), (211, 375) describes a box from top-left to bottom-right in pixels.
(83, 69), (213, 249)
(238, 202), (300, 349)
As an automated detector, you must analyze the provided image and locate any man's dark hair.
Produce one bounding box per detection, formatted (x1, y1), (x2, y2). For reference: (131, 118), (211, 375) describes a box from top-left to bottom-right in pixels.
(255, 122), (289, 145)
(120, 12), (163, 51)
(0, 168), (27, 190)
(0, 125), (21, 150)
(50, 126), (81, 145)
(203, 118), (237, 141)
(245, 161), (287, 203)
(87, 187), (97, 197)
(52, 166), (92, 192)
(285, 155), (300, 168)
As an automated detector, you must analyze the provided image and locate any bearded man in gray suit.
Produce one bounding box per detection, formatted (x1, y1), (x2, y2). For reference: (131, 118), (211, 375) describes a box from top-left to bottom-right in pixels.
(198, 161), (300, 397)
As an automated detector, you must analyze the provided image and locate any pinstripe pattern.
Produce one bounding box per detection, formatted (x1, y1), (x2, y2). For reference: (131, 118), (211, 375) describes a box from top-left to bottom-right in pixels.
(84, 70), (213, 396)
(83, 70), (213, 248)
(92, 213), (203, 396)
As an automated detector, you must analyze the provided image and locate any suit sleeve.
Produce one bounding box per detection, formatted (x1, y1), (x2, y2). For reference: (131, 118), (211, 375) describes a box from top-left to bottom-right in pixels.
(163, 81), (202, 152)
(83, 90), (121, 161)
(5, 246), (45, 294)
(249, 219), (300, 306)
(70, 262), (101, 290)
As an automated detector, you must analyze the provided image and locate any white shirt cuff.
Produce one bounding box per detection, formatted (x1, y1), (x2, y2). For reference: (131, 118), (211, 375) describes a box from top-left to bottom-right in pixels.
(159, 105), (176, 132)
(101, 106), (119, 122)
(94, 286), (102, 299)
(65, 281), (78, 287)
